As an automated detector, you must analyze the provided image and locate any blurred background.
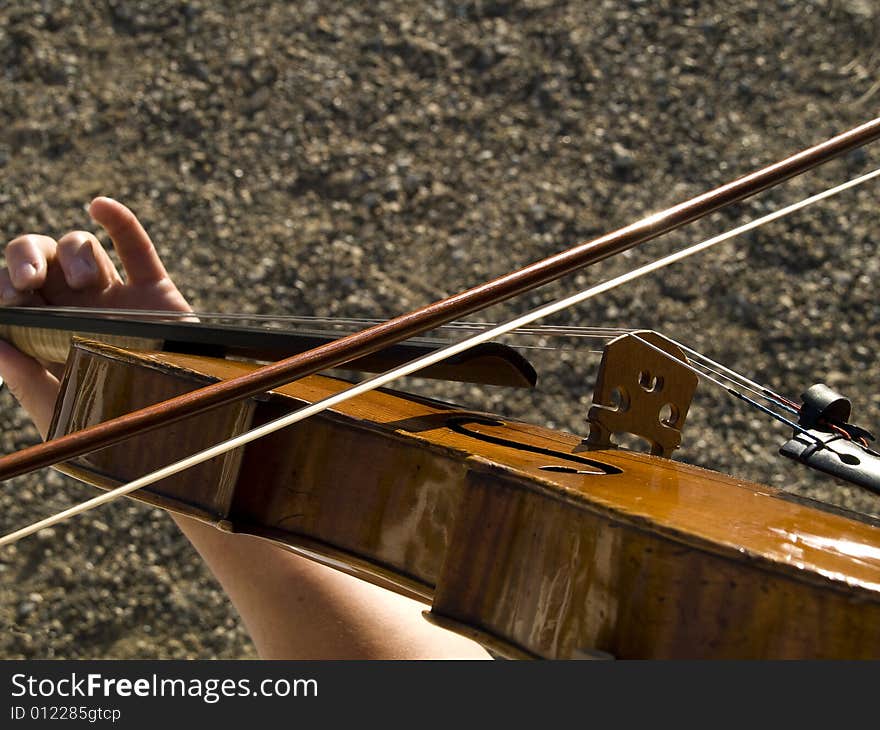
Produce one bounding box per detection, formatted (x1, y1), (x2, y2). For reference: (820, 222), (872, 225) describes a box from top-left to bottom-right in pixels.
(0, 0), (878, 657)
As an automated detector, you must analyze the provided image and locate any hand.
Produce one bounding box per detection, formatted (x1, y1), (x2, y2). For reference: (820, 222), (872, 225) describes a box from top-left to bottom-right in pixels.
(0, 198), (490, 660)
(0, 197), (191, 437)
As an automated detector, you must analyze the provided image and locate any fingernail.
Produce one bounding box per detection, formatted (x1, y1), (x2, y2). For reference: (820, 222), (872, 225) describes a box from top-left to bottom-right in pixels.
(14, 262), (37, 285)
(70, 250), (97, 280)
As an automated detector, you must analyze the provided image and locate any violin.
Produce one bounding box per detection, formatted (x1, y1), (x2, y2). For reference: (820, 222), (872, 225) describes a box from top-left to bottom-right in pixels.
(41, 335), (880, 659)
(3, 120), (880, 659)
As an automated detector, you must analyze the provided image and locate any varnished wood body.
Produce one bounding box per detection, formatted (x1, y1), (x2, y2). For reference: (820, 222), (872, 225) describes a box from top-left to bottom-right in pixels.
(50, 340), (880, 658)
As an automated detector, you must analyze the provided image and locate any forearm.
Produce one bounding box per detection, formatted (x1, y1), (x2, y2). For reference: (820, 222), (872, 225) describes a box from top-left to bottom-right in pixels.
(0, 198), (489, 659)
(170, 513), (490, 659)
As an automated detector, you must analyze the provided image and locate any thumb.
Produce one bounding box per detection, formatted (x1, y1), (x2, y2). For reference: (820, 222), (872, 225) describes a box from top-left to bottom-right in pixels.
(0, 341), (60, 440)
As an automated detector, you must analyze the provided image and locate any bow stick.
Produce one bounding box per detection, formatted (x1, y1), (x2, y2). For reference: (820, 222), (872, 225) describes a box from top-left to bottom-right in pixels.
(2, 163), (878, 545)
(0, 117), (878, 483)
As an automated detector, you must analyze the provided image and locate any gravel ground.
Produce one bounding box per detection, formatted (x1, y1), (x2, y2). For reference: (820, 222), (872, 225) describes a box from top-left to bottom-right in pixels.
(0, 0), (879, 658)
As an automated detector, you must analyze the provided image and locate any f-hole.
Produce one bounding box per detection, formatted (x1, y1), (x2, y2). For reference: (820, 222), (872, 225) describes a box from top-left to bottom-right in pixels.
(448, 416), (621, 475)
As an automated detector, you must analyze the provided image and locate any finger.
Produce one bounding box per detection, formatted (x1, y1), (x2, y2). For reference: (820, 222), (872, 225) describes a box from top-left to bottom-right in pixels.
(4, 234), (56, 290)
(0, 340), (60, 439)
(0, 268), (46, 306)
(56, 231), (121, 291)
(89, 197), (168, 286)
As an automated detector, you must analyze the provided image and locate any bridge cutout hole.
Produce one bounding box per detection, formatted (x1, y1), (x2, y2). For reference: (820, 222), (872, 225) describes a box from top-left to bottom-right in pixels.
(659, 403), (679, 427)
(609, 386), (630, 412)
(638, 370), (663, 393)
(839, 453), (861, 466)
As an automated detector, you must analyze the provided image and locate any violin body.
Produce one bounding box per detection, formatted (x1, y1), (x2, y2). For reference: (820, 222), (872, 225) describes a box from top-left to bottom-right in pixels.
(48, 338), (880, 659)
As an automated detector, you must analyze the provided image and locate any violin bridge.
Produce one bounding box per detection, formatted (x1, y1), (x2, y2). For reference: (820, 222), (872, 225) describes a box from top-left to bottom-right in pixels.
(585, 331), (697, 458)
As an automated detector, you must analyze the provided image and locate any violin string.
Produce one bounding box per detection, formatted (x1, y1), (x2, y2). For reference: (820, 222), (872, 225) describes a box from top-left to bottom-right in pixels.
(631, 333), (879, 453)
(1, 304), (631, 351)
(627, 334), (824, 445)
(656, 339), (801, 416)
(1, 166), (878, 547)
(7, 305), (632, 339)
(684, 352), (878, 454)
(684, 357), (799, 416)
(670, 339), (797, 413)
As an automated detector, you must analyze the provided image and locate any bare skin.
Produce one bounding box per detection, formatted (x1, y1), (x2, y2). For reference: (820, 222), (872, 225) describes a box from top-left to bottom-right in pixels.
(0, 197), (489, 660)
